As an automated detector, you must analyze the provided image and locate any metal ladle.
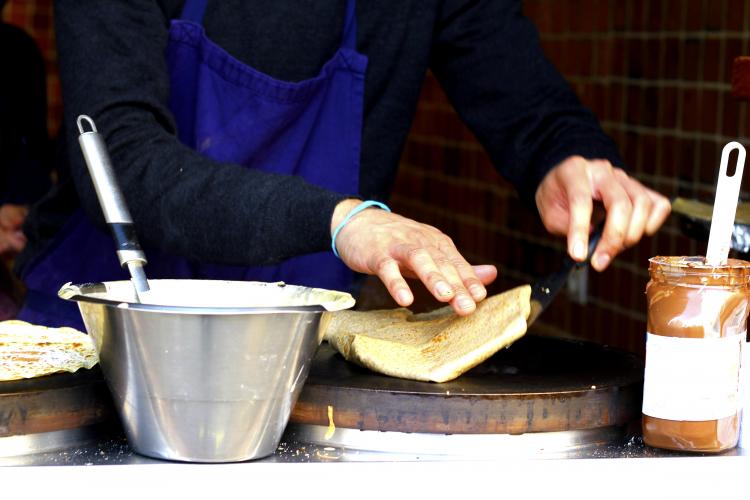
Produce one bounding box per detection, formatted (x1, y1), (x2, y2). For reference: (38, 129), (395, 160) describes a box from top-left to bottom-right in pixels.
(76, 115), (150, 302)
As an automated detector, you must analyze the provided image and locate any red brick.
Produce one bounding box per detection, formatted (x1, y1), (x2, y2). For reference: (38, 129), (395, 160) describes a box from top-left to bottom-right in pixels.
(607, 83), (625, 122)
(680, 88), (701, 131)
(646, 0), (663, 31)
(663, 0), (684, 31)
(592, 0), (611, 32)
(574, 39), (595, 76)
(641, 87), (659, 128)
(641, 134), (659, 170)
(725, 38), (744, 83)
(700, 89), (720, 134)
(726, 0), (746, 31)
(684, 0), (705, 31)
(545, 1), (569, 34)
(624, 131), (640, 170)
(675, 138), (698, 178)
(643, 40), (661, 79)
(625, 86), (643, 125)
(732, 57), (750, 100)
(596, 38), (614, 77)
(418, 74), (437, 103)
(626, 38), (645, 78)
(475, 153), (504, 185)
(658, 86), (679, 129)
(663, 38), (680, 80)
(698, 140), (721, 184)
(630, 0), (647, 31)
(681, 39), (701, 81)
(706, 0), (725, 31)
(567, 0), (586, 33)
(613, 0), (628, 31)
(392, 169), (427, 200)
(722, 91), (741, 137)
(612, 38), (627, 76)
(703, 39), (722, 82)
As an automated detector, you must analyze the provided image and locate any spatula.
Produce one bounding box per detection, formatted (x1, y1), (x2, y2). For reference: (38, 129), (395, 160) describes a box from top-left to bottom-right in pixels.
(706, 142), (747, 266)
(76, 115), (150, 302)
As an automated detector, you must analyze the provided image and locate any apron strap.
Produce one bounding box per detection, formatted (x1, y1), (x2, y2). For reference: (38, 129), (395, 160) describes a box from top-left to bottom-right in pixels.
(180, 0), (208, 24)
(341, 0), (358, 50)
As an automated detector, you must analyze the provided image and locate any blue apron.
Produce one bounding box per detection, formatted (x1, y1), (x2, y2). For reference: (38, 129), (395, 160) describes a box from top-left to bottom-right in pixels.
(18, 0), (367, 329)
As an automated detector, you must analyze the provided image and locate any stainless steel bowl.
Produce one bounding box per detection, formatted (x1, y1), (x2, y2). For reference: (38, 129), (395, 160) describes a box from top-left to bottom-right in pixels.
(58, 279), (354, 463)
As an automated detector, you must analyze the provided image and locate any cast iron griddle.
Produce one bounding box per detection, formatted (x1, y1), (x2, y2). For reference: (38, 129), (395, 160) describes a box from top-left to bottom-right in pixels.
(290, 335), (644, 434)
(0, 366), (115, 437)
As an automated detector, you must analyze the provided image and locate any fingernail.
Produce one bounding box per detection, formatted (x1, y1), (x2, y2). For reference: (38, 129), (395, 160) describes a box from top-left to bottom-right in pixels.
(594, 253), (610, 270)
(469, 285), (486, 300)
(397, 289), (412, 305)
(457, 295), (475, 311)
(436, 281), (453, 297)
(572, 240), (586, 261)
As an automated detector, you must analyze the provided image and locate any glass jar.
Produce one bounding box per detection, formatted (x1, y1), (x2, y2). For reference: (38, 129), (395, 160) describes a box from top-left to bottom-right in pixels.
(643, 256), (750, 452)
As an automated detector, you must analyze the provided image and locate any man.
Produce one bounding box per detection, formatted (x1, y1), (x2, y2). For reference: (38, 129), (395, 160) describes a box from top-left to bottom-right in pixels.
(16, 0), (669, 328)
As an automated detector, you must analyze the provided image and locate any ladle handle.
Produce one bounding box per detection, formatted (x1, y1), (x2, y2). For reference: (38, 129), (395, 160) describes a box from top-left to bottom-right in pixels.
(706, 141), (746, 266)
(76, 115), (148, 273)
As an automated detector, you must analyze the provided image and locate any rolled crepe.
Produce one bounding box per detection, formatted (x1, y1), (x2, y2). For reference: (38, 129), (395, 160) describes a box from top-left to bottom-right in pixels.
(322, 284), (531, 383)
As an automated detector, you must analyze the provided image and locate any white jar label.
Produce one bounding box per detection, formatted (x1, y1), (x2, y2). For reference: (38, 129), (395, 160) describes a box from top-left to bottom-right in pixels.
(642, 332), (743, 421)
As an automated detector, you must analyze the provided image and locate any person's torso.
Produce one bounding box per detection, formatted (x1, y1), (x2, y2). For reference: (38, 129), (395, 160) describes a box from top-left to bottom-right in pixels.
(156, 0), (438, 200)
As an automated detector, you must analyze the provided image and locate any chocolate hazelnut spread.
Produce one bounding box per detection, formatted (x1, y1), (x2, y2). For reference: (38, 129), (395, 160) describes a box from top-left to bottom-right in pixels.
(643, 256), (750, 452)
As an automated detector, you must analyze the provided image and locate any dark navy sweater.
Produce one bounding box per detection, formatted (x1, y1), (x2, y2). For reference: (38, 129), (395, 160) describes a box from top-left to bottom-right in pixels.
(18, 0), (621, 273)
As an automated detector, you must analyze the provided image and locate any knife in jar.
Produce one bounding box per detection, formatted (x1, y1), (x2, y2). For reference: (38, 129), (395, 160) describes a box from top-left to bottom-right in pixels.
(527, 222), (604, 326)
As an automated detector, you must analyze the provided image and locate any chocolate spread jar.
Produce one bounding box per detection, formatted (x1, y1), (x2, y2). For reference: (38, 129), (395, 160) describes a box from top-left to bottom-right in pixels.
(643, 256), (750, 452)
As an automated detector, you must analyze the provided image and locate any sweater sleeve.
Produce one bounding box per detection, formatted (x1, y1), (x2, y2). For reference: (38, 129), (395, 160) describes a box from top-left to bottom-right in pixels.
(430, 0), (623, 208)
(54, 0), (348, 266)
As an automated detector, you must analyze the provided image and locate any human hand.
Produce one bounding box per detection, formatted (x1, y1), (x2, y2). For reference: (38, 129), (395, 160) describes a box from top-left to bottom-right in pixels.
(535, 156), (671, 271)
(332, 199), (497, 316)
(0, 204), (28, 257)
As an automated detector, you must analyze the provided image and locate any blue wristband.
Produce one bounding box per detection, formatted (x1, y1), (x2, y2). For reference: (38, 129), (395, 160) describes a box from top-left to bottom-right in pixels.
(331, 200), (391, 258)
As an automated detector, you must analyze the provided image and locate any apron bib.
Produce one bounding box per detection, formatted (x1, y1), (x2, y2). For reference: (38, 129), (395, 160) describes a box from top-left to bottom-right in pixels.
(19, 0), (367, 328)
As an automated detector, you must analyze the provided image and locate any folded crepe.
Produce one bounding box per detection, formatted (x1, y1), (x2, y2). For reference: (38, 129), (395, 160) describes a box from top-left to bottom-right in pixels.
(0, 320), (99, 381)
(322, 284), (531, 383)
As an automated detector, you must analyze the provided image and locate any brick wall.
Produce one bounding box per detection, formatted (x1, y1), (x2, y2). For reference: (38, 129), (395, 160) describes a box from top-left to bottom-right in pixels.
(3, 0), (60, 137)
(388, 0), (750, 356)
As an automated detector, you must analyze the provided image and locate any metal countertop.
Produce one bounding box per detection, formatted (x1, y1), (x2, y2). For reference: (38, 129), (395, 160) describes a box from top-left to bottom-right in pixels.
(2, 425), (749, 499)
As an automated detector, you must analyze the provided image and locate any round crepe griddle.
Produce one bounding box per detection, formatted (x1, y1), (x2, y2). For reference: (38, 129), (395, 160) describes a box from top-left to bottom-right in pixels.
(290, 335), (644, 434)
(0, 366), (115, 437)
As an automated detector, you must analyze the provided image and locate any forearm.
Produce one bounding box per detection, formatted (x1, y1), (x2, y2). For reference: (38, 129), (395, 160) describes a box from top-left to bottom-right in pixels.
(431, 0), (622, 207)
(56, 0), (346, 265)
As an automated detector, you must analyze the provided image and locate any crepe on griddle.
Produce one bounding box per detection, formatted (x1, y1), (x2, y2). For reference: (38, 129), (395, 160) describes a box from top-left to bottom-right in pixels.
(322, 284), (531, 383)
(0, 320), (98, 381)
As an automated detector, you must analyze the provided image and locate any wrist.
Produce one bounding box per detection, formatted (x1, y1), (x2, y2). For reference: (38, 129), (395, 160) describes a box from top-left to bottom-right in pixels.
(330, 200), (392, 258)
(330, 198), (363, 237)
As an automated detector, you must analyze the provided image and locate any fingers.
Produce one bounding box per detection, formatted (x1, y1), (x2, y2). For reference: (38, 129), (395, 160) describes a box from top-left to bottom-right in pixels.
(471, 264), (498, 285)
(558, 159), (594, 262)
(540, 157), (671, 273)
(390, 243), (478, 316)
(644, 189), (672, 235)
(371, 253), (414, 307)
(590, 165), (632, 271)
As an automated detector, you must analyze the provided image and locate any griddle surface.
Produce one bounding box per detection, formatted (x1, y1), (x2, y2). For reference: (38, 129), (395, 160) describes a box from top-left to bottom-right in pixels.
(290, 335), (644, 434)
